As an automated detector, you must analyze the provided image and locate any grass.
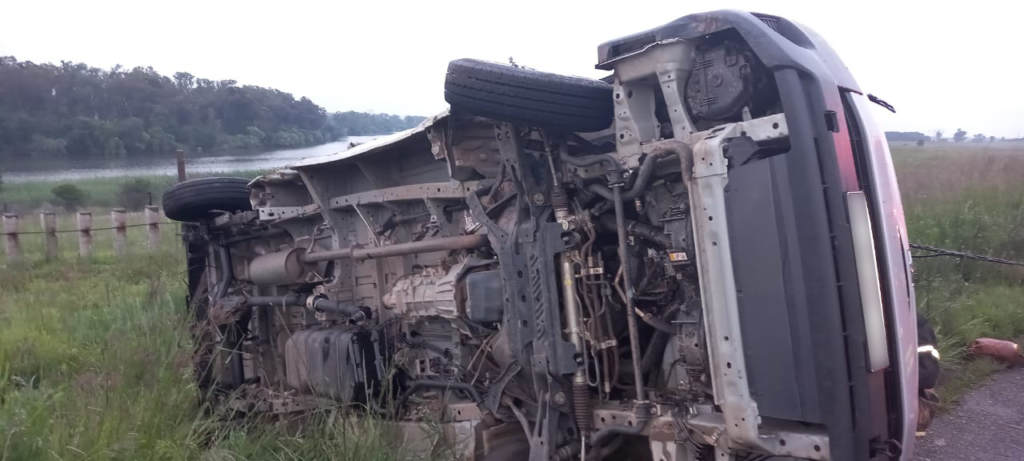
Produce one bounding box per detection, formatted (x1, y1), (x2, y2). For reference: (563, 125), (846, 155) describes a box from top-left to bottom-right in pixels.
(0, 214), (413, 460)
(893, 142), (1024, 406)
(2, 142), (1023, 458)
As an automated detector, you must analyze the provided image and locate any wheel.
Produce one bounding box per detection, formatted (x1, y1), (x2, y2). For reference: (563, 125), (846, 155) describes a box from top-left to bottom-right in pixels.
(444, 58), (614, 132)
(162, 177), (252, 222)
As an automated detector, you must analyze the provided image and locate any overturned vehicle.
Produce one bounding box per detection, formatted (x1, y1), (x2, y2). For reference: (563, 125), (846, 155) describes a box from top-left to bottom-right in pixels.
(164, 10), (918, 461)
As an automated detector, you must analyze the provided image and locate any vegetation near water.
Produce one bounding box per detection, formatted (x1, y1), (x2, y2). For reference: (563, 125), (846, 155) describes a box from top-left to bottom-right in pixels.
(0, 56), (424, 162)
(2, 142), (1023, 458)
(0, 170), (267, 212)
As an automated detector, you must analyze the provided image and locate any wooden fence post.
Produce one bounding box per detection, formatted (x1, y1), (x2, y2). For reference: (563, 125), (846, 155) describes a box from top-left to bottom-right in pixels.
(176, 150), (187, 182)
(111, 208), (127, 256)
(2, 213), (20, 262)
(78, 211), (93, 258)
(146, 206), (160, 249)
(40, 211), (58, 261)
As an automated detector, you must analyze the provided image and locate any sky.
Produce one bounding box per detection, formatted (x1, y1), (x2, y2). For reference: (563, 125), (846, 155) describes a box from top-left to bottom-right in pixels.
(2, 0), (1020, 138)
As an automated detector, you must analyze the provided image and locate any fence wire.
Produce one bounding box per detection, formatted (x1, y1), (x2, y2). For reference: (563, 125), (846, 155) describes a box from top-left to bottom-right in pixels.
(6, 217), (1024, 267)
(1, 222), (174, 236)
(909, 243), (1024, 267)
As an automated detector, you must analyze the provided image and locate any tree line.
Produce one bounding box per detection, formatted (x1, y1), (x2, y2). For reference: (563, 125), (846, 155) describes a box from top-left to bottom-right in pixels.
(0, 56), (425, 160)
(886, 130), (1005, 145)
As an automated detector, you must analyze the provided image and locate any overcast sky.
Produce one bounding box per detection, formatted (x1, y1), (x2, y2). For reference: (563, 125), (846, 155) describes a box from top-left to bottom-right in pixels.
(2, 0), (1020, 137)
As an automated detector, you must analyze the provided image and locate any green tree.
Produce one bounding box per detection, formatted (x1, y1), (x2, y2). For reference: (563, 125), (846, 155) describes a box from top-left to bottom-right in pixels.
(117, 178), (154, 210)
(0, 56), (425, 161)
(954, 129), (968, 142)
(28, 135), (68, 158)
(51, 184), (88, 210)
(104, 137), (127, 158)
(173, 71), (195, 90)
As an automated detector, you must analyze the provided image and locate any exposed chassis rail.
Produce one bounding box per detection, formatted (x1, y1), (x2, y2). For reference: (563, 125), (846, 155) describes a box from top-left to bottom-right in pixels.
(679, 118), (829, 459)
(303, 233), (489, 263)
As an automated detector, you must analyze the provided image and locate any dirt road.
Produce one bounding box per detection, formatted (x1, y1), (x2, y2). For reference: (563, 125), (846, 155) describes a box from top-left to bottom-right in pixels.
(915, 367), (1024, 460)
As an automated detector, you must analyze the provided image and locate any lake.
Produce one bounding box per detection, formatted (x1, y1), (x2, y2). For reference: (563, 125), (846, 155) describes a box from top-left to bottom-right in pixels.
(2, 135), (383, 184)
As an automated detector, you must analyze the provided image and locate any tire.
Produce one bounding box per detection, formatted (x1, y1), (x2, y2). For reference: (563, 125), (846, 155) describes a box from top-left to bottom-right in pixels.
(444, 58), (614, 132)
(162, 177), (252, 222)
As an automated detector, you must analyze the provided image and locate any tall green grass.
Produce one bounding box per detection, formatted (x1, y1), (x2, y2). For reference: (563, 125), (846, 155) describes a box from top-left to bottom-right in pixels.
(0, 215), (413, 460)
(894, 142), (1024, 405)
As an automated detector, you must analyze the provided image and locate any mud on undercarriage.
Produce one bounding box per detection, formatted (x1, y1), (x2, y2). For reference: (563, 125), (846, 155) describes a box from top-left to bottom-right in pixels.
(166, 10), (915, 461)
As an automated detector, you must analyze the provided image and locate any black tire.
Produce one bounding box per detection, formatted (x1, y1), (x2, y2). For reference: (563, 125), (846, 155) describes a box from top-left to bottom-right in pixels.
(162, 177), (252, 222)
(444, 58), (614, 132)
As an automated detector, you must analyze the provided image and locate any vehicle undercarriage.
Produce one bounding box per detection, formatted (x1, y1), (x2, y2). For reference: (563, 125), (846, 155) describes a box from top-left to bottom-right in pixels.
(166, 10), (916, 461)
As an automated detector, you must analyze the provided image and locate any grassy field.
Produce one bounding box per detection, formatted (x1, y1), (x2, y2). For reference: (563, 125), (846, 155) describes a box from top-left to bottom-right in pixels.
(0, 214), (407, 460)
(892, 142), (1024, 404)
(2, 142), (1024, 458)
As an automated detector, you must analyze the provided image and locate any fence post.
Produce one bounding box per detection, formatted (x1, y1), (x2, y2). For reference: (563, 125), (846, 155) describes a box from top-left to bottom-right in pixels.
(176, 150), (187, 182)
(2, 213), (20, 262)
(78, 211), (93, 258)
(40, 211), (58, 261)
(111, 208), (127, 256)
(146, 206), (160, 250)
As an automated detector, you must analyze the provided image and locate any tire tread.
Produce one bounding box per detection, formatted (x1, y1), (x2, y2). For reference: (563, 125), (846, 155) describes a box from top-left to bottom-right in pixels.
(444, 58), (613, 132)
(162, 177), (252, 222)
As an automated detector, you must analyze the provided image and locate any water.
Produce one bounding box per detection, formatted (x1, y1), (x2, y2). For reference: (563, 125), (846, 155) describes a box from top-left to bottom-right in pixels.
(2, 135), (383, 184)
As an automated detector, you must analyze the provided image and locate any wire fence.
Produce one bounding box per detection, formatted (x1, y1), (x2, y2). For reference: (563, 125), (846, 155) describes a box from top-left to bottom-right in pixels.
(0, 222), (176, 235)
(5, 207), (1024, 268)
(909, 243), (1024, 267)
(2, 207), (172, 261)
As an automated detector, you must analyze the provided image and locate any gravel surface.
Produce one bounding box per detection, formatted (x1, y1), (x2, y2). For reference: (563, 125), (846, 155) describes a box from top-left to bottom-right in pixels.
(916, 367), (1024, 460)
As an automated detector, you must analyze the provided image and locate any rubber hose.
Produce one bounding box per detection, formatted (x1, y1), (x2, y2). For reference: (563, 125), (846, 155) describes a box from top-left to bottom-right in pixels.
(636, 307), (675, 334)
(596, 214), (671, 248)
(585, 149), (671, 201)
(553, 442), (582, 461)
(641, 331), (669, 374)
(560, 150), (621, 170)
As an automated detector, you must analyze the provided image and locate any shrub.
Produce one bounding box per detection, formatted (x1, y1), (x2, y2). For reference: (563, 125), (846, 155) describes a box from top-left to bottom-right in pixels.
(51, 183), (89, 210)
(118, 178), (154, 211)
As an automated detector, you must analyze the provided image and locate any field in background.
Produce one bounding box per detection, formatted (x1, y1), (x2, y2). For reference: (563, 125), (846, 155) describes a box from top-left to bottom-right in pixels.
(893, 142), (1024, 404)
(2, 142), (1024, 457)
